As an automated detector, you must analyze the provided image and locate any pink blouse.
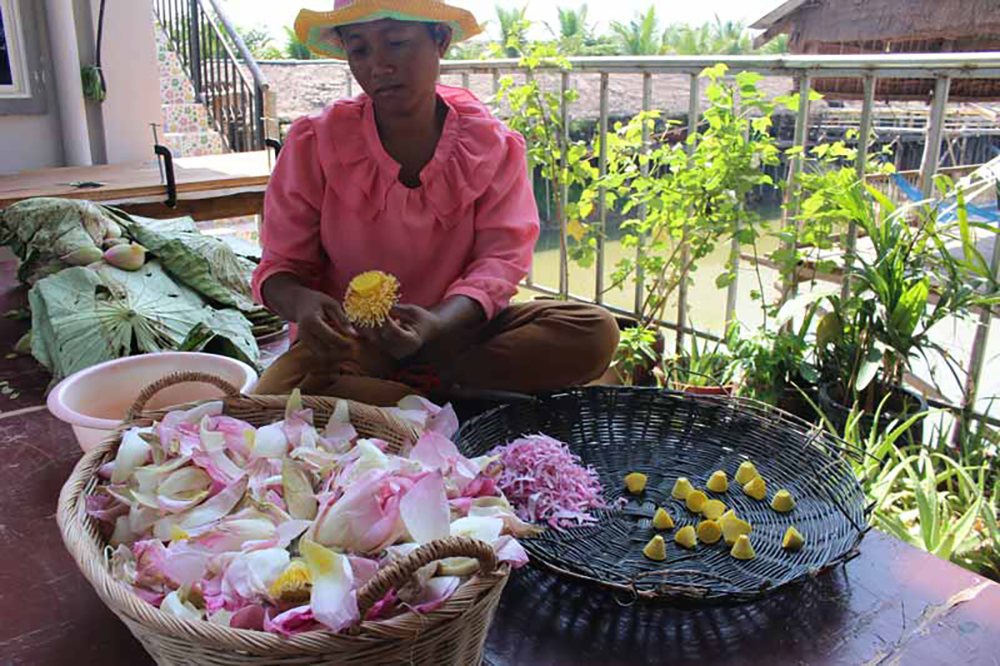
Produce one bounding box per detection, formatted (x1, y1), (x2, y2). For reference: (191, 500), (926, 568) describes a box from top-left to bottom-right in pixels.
(251, 85), (540, 321)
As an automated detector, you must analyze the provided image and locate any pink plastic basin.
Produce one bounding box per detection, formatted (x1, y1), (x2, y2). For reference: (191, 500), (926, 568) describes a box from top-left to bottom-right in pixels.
(47, 352), (258, 452)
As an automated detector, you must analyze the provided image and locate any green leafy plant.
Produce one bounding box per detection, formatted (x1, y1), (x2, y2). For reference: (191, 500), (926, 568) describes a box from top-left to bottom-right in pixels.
(725, 316), (817, 406)
(658, 332), (733, 390)
(611, 325), (659, 387)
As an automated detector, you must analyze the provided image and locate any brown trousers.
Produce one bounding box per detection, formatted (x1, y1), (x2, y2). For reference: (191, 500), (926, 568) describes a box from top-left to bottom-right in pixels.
(253, 300), (620, 406)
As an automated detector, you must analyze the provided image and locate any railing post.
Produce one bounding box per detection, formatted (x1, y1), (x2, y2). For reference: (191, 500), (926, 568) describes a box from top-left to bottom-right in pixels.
(677, 73), (701, 354)
(559, 70), (571, 299)
(636, 72), (652, 316)
(842, 74), (877, 302)
(778, 75), (812, 304)
(961, 194), (1000, 430)
(919, 76), (952, 198)
(254, 84), (267, 150)
(188, 0), (203, 99)
(724, 82), (746, 331)
(595, 73), (610, 306)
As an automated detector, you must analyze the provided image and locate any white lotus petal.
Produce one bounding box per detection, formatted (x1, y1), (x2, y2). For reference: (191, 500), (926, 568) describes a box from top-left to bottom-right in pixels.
(400, 473), (449, 544)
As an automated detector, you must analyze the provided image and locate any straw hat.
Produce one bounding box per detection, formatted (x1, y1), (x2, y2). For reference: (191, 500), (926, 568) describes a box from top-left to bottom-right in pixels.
(295, 0), (483, 59)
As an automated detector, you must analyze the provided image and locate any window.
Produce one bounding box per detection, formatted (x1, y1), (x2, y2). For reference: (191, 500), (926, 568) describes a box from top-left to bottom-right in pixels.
(0, 0), (30, 99)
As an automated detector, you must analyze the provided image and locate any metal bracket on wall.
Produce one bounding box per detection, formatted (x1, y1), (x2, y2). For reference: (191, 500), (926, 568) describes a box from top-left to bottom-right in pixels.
(265, 138), (283, 159)
(153, 145), (178, 208)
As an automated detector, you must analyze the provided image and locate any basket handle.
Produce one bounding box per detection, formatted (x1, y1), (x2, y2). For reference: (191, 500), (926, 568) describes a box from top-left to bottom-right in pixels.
(355, 537), (497, 621)
(126, 371), (240, 420)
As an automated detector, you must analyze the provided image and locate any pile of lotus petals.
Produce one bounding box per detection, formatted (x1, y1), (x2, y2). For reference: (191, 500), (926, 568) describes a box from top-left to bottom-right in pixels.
(87, 392), (532, 636)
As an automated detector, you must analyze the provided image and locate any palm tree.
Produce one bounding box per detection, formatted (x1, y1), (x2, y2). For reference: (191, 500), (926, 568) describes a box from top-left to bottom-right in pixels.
(661, 22), (713, 55)
(548, 5), (592, 42)
(760, 34), (791, 55)
(495, 4), (529, 57)
(609, 6), (662, 56)
(284, 26), (313, 60)
(710, 15), (752, 55)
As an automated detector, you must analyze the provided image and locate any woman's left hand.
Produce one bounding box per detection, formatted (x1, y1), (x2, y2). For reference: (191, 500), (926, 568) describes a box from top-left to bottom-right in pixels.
(365, 304), (442, 360)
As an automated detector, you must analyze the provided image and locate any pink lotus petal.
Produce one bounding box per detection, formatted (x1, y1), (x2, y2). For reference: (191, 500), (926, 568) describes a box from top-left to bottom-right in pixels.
(230, 604), (266, 631)
(363, 590), (398, 621)
(492, 535), (529, 568)
(252, 423), (288, 459)
(86, 493), (128, 524)
(163, 542), (210, 587)
(222, 548), (290, 606)
(301, 539), (359, 633)
(112, 429), (152, 484)
(400, 472), (449, 544)
(166, 476), (249, 535)
(410, 432), (457, 471)
(347, 556), (379, 590)
(310, 469), (407, 554)
(410, 576), (460, 613)
(265, 605), (321, 635)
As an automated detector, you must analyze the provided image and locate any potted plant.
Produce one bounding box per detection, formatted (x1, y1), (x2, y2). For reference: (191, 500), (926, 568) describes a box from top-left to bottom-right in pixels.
(655, 330), (736, 395)
(806, 176), (1000, 438)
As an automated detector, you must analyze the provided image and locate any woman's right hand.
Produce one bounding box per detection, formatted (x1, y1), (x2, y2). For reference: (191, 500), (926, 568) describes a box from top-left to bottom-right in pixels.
(293, 290), (358, 361)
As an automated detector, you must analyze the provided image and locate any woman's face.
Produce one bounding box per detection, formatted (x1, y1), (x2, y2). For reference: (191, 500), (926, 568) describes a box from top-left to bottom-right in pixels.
(340, 20), (451, 116)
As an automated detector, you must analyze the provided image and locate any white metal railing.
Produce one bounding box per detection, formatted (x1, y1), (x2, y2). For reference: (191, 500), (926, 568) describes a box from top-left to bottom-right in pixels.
(439, 53), (1000, 423)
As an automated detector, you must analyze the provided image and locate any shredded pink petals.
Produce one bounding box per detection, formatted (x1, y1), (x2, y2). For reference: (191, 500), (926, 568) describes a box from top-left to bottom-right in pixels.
(489, 434), (606, 530)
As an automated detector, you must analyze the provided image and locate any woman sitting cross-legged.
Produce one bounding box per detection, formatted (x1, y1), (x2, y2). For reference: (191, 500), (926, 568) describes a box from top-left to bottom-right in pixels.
(252, 0), (619, 405)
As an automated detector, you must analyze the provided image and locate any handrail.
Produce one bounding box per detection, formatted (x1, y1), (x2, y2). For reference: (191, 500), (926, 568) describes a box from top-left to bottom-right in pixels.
(203, 0), (269, 94)
(152, 0), (271, 151)
(440, 52), (1000, 77)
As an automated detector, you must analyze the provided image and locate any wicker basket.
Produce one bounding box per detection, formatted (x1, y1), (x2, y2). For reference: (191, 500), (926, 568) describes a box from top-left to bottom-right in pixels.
(456, 386), (871, 605)
(58, 371), (510, 666)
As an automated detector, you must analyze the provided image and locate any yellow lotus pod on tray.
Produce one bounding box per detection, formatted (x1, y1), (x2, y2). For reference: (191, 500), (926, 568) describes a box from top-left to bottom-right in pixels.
(671, 477), (694, 500)
(624, 472), (648, 494)
(783, 526), (805, 551)
(343, 270), (400, 327)
(652, 507), (674, 530)
(706, 470), (729, 493)
(730, 534), (756, 560)
(643, 535), (668, 561)
(735, 461), (759, 485)
(675, 525), (698, 549)
(701, 499), (726, 521)
(685, 490), (708, 513)
(743, 476), (767, 501)
(771, 489), (796, 513)
(697, 519), (722, 544)
(721, 515), (752, 546)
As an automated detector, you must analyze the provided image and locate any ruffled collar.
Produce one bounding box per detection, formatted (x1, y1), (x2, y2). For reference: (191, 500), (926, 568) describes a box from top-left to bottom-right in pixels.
(320, 85), (512, 224)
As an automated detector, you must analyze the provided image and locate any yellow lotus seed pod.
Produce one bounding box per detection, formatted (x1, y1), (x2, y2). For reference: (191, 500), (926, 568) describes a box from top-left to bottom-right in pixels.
(675, 525), (698, 549)
(783, 526), (805, 551)
(643, 535), (668, 561)
(701, 499), (726, 521)
(685, 490), (708, 513)
(671, 477), (694, 500)
(625, 472), (648, 494)
(344, 270), (400, 328)
(735, 461), (759, 485)
(771, 489), (796, 513)
(730, 534), (756, 560)
(706, 470), (729, 493)
(743, 476), (767, 501)
(652, 507), (674, 530)
(722, 516), (753, 546)
(697, 520), (723, 544)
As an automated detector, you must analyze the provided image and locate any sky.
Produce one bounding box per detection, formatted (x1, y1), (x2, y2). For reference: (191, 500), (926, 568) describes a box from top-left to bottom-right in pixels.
(219, 0), (783, 46)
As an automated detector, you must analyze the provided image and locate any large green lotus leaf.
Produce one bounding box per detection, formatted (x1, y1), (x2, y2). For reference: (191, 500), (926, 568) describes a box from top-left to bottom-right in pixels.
(28, 261), (210, 380)
(1, 197), (109, 256)
(181, 307), (259, 369)
(127, 216), (258, 311)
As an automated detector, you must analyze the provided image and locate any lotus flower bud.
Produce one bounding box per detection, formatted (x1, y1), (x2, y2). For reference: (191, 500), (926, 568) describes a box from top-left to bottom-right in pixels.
(624, 472), (647, 494)
(671, 477), (694, 500)
(103, 237), (130, 250)
(685, 489), (708, 513)
(782, 526), (805, 551)
(675, 525), (697, 549)
(697, 519), (722, 544)
(701, 499), (726, 521)
(735, 461), (759, 485)
(642, 535), (667, 561)
(730, 534), (756, 560)
(706, 470), (729, 493)
(61, 245), (104, 266)
(105, 221), (123, 240)
(652, 507), (674, 530)
(104, 243), (147, 271)
(343, 270), (399, 327)
(771, 489), (796, 513)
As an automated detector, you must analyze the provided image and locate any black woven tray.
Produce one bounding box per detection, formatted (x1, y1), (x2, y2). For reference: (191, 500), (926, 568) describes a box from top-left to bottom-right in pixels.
(455, 387), (871, 605)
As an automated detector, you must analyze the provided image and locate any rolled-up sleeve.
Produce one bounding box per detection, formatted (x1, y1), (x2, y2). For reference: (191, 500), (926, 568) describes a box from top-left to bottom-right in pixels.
(251, 119), (327, 304)
(443, 132), (540, 320)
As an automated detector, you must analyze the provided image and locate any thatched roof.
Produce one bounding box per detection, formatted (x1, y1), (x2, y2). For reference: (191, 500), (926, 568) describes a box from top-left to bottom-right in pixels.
(752, 0), (1000, 47)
